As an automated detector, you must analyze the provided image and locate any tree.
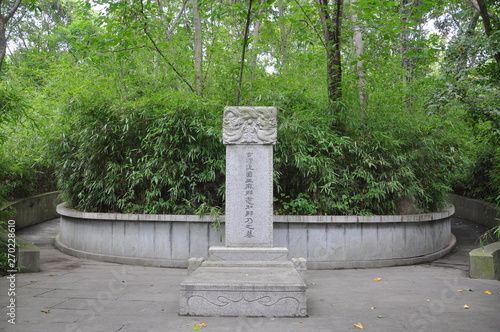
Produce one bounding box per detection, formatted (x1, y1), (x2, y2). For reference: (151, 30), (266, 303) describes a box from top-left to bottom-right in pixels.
(349, 0), (367, 107)
(192, 0), (202, 93)
(318, 0), (343, 103)
(0, 0), (22, 72)
(470, 0), (500, 67)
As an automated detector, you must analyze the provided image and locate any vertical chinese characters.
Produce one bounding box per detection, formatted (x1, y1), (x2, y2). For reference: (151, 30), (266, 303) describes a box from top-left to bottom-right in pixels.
(244, 152), (255, 238)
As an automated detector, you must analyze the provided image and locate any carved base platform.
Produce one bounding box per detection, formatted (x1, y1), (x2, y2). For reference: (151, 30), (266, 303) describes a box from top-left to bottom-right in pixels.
(179, 262), (307, 317)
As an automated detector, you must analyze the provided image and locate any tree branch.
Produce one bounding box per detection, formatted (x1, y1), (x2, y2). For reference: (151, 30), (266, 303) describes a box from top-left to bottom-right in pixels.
(237, 0), (253, 106)
(167, 0), (188, 40)
(4, 0), (22, 22)
(470, 0), (499, 22)
(297, 0), (325, 49)
(139, 0), (195, 93)
(475, 0), (493, 36)
(103, 46), (148, 53)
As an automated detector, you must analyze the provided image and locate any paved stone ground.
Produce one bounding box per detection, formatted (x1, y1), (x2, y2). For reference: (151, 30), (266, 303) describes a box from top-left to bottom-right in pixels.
(1, 218), (499, 332)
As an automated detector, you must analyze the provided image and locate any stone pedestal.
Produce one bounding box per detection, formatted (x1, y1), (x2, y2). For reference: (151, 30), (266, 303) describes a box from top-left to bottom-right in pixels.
(180, 264), (307, 317)
(180, 106), (307, 317)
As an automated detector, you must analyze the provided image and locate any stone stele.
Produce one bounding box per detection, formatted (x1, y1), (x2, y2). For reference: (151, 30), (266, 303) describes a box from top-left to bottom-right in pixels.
(179, 106), (307, 317)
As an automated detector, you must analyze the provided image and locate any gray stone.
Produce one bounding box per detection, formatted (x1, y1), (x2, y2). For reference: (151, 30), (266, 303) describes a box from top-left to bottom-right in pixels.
(201, 260), (294, 268)
(208, 246), (289, 261)
(222, 106), (277, 145)
(291, 257), (308, 284)
(187, 257), (205, 275)
(16, 238), (40, 273)
(180, 105), (307, 317)
(469, 242), (500, 280)
(225, 144), (274, 247)
(179, 266), (307, 317)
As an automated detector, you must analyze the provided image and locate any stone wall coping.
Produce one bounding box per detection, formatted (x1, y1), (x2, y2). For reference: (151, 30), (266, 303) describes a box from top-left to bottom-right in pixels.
(470, 242), (500, 257)
(1, 191), (61, 210)
(57, 202), (454, 224)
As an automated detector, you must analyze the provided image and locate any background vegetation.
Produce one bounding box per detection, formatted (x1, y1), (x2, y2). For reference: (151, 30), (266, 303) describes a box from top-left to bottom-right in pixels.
(0, 0), (499, 216)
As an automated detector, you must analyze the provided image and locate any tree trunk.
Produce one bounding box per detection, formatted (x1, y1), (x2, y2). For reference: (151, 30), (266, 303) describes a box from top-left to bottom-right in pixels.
(318, 0), (343, 103)
(249, 2), (264, 80)
(350, 0), (367, 108)
(456, 11), (480, 79)
(237, 0), (253, 105)
(400, 0), (412, 83)
(0, 22), (7, 73)
(278, 0), (292, 73)
(0, 0), (23, 73)
(192, 0), (203, 93)
(474, 0), (500, 66)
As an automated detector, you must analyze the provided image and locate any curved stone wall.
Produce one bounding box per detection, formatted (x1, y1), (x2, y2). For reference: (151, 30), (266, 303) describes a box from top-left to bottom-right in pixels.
(448, 193), (499, 229)
(2, 191), (62, 229)
(56, 203), (455, 269)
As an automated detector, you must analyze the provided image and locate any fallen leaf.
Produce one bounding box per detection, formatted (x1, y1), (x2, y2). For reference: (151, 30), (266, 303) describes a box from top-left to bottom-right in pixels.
(369, 307), (376, 310)
(320, 299), (324, 301)
(193, 325), (202, 330)
(49, 274), (56, 276)
(299, 321), (303, 323)
(466, 288), (473, 292)
(457, 290), (463, 292)
(354, 323), (364, 329)
(484, 290), (492, 295)
(427, 299), (430, 302)
(374, 278), (382, 281)
(377, 315), (385, 318)
(41, 309), (50, 314)
(245, 274), (249, 277)
(311, 283), (315, 285)
(198, 323), (206, 327)
(463, 304), (469, 309)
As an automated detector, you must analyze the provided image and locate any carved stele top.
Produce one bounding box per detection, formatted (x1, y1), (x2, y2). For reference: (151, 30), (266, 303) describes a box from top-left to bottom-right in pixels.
(223, 106), (277, 145)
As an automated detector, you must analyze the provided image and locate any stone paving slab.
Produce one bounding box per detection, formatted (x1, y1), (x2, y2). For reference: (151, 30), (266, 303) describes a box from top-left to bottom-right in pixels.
(0, 218), (499, 331)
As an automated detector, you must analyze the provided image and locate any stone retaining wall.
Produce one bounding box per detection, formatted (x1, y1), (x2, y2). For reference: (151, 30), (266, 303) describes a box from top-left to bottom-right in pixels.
(2, 191), (62, 229)
(57, 203), (455, 269)
(448, 194), (499, 228)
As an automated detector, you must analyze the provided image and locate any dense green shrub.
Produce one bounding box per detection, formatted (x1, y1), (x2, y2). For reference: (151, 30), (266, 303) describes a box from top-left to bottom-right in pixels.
(56, 86), (457, 215)
(0, 82), (57, 206)
(56, 90), (226, 214)
(274, 102), (456, 215)
(452, 143), (500, 205)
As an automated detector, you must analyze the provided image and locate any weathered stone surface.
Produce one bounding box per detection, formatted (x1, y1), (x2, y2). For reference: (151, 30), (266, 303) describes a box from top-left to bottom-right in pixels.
(225, 144), (273, 247)
(180, 105), (306, 317)
(179, 265), (307, 317)
(223, 106), (277, 145)
(208, 246), (288, 261)
(470, 242), (500, 280)
(187, 257), (205, 275)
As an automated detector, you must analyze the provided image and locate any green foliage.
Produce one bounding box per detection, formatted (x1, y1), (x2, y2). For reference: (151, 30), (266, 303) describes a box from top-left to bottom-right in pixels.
(453, 143), (500, 204)
(2, 0), (490, 217)
(56, 88), (226, 214)
(274, 92), (457, 215)
(0, 82), (57, 205)
(54, 81), (457, 215)
(274, 193), (318, 215)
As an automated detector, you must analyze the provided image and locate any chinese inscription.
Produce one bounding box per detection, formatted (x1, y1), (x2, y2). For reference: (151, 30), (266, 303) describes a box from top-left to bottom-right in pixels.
(244, 152), (255, 238)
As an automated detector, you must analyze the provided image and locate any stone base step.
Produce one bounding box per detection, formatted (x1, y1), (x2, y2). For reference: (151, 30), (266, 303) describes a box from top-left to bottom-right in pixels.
(179, 264), (307, 317)
(208, 246), (289, 261)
